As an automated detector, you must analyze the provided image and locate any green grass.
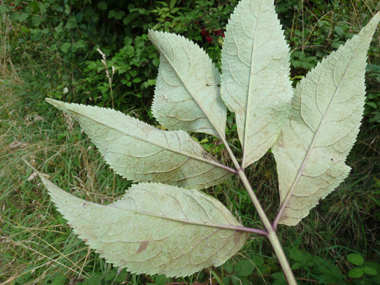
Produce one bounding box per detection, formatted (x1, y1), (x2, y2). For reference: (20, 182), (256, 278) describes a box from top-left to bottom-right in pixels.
(0, 93), (137, 283)
(1, 1), (380, 284)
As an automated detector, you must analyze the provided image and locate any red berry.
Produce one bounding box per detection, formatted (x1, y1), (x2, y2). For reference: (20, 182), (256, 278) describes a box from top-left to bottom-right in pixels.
(213, 29), (224, 37)
(206, 36), (212, 43)
(201, 28), (208, 36)
(195, 21), (199, 24)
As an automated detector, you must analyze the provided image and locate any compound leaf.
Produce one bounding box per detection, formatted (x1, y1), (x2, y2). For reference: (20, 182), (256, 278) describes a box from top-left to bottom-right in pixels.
(272, 12), (380, 226)
(221, 0), (293, 168)
(149, 30), (226, 138)
(46, 99), (233, 190)
(38, 174), (250, 277)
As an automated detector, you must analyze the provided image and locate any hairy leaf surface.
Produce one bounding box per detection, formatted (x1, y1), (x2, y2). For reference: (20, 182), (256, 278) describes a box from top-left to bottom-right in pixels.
(46, 99), (232, 190)
(272, 12), (380, 226)
(221, 0), (293, 168)
(149, 30), (226, 138)
(38, 174), (250, 277)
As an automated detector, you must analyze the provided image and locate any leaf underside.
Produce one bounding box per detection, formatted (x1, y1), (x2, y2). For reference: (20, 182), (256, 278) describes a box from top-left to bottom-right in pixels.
(46, 99), (232, 190)
(149, 30), (226, 139)
(221, 0), (293, 168)
(272, 12), (380, 226)
(39, 174), (250, 277)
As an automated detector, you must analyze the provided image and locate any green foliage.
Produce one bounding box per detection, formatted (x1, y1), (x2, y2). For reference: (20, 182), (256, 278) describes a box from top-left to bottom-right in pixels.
(4, 0), (380, 125)
(365, 64), (380, 127)
(3, 0), (236, 117)
(220, 249), (378, 285)
(221, 255), (264, 285)
(2, 0), (380, 284)
(286, 248), (347, 285)
(348, 254), (366, 267)
(276, 0), (380, 125)
(43, 268), (129, 284)
(347, 254), (380, 284)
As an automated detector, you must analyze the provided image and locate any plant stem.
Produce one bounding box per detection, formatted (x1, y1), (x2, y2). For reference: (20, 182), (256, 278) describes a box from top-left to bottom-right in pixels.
(267, 230), (298, 285)
(239, 169), (297, 284)
(221, 139), (297, 284)
(238, 170), (272, 231)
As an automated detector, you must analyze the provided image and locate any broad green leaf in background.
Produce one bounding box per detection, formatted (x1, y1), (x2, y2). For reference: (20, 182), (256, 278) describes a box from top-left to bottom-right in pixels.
(0, 6), (10, 13)
(348, 267), (364, 278)
(170, 0), (176, 10)
(17, 12), (29, 22)
(347, 254), (365, 266)
(272, 12), (380, 226)
(71, 40), (86, 53)
(149, 30), (227, 139)
(65, 16), (78, 29)
(97, 1), (107, 10)
(46, 99), (233, 190)
(363, 266), (378, 276)
(108, 10), (125, 20)
(60, 43), (71, 53)
(123, 13), (140, 25)
(38, 174), (250, 277)
(32, 16), (42, 27)
(234, 259), (255, 277)
(221, 0), (293, 168)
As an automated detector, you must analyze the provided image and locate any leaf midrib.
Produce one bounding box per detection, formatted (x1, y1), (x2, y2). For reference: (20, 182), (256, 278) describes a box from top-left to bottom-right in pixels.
(48, 99), (233, 173)
(49, 177), (247, 232)
(148, 32), (224, 139)
(278, 44), (361, 221)
(109, 202), (244, 232)
(241, 0), (263, 169)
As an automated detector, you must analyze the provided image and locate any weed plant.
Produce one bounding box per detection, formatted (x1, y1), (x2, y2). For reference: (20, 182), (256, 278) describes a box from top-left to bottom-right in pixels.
(1, 0), (380, 284)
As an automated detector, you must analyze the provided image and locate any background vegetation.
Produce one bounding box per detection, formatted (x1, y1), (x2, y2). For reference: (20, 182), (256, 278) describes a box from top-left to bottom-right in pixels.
(1, 0), (380, 284)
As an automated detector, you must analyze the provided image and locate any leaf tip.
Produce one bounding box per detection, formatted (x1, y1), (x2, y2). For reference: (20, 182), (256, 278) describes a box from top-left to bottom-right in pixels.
(45, 97), (63, 109)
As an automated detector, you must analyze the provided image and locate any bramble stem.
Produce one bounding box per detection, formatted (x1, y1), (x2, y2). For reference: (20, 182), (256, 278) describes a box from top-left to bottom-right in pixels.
(221, 140), (297, 285)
